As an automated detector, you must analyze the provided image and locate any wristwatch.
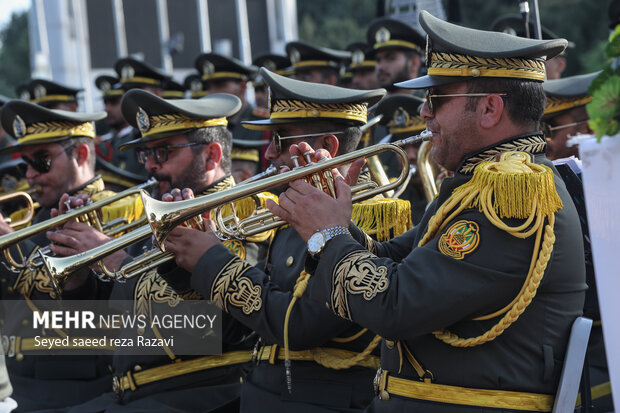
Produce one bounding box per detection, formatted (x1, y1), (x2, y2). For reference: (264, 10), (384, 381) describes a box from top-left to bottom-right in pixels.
(307, 226), (350, 255)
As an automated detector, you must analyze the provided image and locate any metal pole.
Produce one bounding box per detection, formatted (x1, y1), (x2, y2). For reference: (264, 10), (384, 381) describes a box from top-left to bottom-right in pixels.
(156, 0), (173, 73)
(531, 0), (542, 40)
(34, 0), (51, 78)
(235, 0), (252, 64)
(111, 0), (128, 57)
(72, 0), (94, 111)
(197, 0), (211, 52)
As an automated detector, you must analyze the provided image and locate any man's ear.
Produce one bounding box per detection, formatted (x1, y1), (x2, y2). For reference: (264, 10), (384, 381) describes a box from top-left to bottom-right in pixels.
(319, 134), (340, 157)
(205, 142), (223, 171)
(479, 94), (505, 129)
(74, 143), (90, 166)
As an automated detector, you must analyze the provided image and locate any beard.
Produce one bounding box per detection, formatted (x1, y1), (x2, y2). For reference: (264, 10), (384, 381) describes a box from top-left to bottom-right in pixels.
(150, 157), (207, 200)
(381, 63), (414, 92)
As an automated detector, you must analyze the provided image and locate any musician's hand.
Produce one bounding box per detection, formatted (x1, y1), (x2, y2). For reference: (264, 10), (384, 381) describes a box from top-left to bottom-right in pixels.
(289, 142), (365, 186)
(162, 188), (194, 202)
(51, 193), (91, 218)
(0, 214), (14, 235)
(164, 222), (220, 273)
(267, 175), (352, 242)
(47, 221), (128, 272)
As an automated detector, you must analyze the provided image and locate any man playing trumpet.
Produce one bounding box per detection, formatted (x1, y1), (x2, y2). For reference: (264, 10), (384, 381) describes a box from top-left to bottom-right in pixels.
(0, 100), (133, 411)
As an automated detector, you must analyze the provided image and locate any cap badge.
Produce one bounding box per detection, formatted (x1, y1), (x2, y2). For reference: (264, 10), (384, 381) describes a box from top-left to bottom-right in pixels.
(203, 61), (215, 75)
(33, 85), (47, 99)
(352, 49), (365, 64)
(394, 107), (409, 127)
(376, 27), (391, 44)
(100, 80), (111, 93)
(190, 79), (203, 93)
(502, 27), (517, 36)
(13, 115), (26, 139)
(289, 48), (300, 65)
(121, 64), (135, 81)
(136, 107), (150, 134)
(263, 59), (276, 71)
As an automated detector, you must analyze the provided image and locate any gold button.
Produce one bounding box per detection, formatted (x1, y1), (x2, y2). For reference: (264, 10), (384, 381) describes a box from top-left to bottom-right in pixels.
(310, 109), (320, 117)
(380, 390), (390, 401)
(133, 365), (142, 372)
(16, 353), (24, 362)
(285, 256), (294, 267)
(385, 340), (394, 349)
(471, 68), (481, 77)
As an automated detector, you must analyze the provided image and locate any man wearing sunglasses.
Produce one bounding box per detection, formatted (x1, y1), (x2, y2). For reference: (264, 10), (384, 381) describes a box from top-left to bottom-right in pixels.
(0, 100), (125, 411)
(268, 12), (587, 412)
(158, 68), (408, 412)
(542, 71), (598, 161)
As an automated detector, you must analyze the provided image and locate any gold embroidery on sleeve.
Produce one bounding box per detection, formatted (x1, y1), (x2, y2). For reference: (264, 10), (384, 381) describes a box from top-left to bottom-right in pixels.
(331, 250), (388, 321)
(210, 256), (262, 315)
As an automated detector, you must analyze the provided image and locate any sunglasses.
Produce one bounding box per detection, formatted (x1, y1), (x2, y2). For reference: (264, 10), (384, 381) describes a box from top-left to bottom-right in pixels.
(425, 90), (508, 114)
(21, 150), (68, 174)
(136, 142), (204, 165)
(272, 131), (344, 154)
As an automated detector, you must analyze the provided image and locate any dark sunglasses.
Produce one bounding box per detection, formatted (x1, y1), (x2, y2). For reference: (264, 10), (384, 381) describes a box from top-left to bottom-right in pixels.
(21, 150), (67, 174)
(271, 131), (344, 154)
(136, 142), (205, 165)
(425, 90), (508, 114)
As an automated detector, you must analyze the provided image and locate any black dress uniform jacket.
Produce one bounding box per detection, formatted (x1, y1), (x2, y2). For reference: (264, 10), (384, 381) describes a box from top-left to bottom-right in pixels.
(308, 134), (587, 412)
(68, 176), (266, 413)
(1, 177), (114, 412)
(191, 226), (380, 411)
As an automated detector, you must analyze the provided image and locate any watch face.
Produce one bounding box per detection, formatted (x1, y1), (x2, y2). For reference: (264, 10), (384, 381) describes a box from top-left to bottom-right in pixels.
(307, 231), (326, 254)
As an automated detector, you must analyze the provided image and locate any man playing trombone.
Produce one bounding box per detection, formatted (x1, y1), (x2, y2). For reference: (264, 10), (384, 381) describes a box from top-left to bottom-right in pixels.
(161, 69), (408, 412)
(0, 100), (135, 411)
(61, 90), (269, 412)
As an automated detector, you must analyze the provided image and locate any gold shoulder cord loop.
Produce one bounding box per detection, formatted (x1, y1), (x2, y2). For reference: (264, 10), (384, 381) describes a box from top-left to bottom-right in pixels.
(418, 152), (562, 347)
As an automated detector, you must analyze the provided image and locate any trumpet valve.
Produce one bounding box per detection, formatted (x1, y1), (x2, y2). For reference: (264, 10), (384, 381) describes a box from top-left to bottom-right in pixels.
(291, 155), (301, 169)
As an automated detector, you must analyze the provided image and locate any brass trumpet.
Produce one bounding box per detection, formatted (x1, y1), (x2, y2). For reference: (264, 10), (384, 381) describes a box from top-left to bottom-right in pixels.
(38, 130), (432, 291)
(144, 130), (432, 250)
(0, 178), (157, 270)
(0, 186), (40, 228)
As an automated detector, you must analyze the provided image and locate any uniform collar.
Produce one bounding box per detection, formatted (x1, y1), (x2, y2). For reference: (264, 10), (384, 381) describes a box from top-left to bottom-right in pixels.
(70, 175), (105, 197)
(456, 132), (546, 175)
(195, 175), (235, 196)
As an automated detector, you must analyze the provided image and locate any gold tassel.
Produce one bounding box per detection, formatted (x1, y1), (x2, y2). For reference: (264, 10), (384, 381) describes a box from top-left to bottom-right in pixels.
(352, 198), (412, 241)
(451, 152), (562, 219)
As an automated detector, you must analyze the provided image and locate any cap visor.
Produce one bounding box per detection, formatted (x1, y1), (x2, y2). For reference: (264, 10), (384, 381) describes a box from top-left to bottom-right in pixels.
(395, 75), (468, 90)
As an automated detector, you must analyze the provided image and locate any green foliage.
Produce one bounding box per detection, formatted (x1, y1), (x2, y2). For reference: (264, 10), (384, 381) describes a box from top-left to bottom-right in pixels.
(0, 11), (30, 97)
(607, 26), (620, 58)
(587, 71), (620, 139)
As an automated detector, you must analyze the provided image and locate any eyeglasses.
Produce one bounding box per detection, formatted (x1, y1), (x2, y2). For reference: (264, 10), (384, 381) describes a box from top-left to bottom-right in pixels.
(425, 90), (508, 114)
(272, 131), (344, 154)
(21, 150), (68, 174)
(136, 142), (205, 165)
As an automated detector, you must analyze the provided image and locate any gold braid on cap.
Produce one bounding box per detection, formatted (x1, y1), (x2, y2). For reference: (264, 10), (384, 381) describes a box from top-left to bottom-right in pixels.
(142, 113), (228, 138)
(18, 121), (95, 144)
(428, 51), (546, 81)
(271, 99), (368, 124)
(544, 95), (593, 116)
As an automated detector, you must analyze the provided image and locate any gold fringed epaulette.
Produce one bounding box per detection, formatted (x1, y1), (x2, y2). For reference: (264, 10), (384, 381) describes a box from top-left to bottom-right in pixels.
(352, 197), (412, 241)
(93, 191), (145, 234)
(451, 151), (563, 219)
(8, 205), (40, 230)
